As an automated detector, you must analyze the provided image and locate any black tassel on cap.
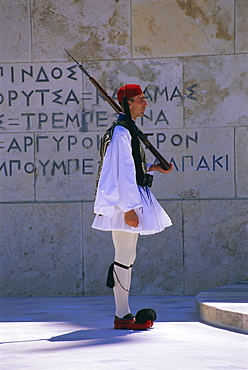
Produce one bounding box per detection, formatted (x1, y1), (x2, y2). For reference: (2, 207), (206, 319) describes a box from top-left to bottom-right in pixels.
(123, 95), (132, 124)
(123, 96), (145, 186)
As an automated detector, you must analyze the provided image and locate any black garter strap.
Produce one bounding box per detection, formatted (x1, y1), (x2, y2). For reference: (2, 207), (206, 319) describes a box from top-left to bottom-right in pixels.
(114, 261), (133, 270)
(106, 261), (133, 288)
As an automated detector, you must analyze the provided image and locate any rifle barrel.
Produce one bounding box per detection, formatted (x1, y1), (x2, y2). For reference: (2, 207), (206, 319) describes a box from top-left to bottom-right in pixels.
(64, 49), (91, 78)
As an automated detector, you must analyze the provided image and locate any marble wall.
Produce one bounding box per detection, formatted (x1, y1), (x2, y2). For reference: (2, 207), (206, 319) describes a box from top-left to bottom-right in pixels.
(0, 0), (247, 297)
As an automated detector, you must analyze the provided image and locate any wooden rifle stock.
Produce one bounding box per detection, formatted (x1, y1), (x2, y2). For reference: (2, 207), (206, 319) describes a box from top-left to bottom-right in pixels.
(65, 49), (172, 171)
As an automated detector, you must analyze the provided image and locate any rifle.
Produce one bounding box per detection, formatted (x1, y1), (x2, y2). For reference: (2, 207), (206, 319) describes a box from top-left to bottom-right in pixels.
(65, 49), (172, 171)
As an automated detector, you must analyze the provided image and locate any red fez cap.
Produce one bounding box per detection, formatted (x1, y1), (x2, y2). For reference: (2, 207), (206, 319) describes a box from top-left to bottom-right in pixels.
(117, 84), (143, 102)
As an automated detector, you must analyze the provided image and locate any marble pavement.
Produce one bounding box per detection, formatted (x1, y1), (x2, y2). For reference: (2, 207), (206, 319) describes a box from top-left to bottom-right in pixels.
(0, 0), (248, 298)
(1, 290), (248, 370)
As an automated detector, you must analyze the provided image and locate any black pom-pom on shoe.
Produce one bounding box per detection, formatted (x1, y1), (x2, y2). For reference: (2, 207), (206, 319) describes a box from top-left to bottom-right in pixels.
(135, 308), (157, 324)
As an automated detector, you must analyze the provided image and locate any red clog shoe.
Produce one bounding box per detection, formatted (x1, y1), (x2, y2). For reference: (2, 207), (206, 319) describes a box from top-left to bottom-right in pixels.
(114, 313), (154, 330)
(114, 319), (153, 330)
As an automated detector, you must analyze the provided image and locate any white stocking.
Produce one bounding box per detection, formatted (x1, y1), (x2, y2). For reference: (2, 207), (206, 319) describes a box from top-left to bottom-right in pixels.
(112, 231), (139, 318)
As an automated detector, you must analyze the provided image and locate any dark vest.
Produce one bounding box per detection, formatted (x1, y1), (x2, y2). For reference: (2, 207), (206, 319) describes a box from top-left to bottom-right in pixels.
(95, 119), (153, 194)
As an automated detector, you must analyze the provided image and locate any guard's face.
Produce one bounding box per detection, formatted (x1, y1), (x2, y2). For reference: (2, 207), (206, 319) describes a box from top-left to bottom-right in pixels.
(129, 94), (148, 120)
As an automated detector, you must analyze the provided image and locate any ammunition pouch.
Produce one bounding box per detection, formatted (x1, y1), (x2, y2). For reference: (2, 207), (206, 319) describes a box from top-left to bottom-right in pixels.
(137, 173), (153, 188)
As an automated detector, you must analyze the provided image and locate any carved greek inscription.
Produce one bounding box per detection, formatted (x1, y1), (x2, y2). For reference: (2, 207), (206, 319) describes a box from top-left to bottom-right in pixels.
(0, 63), (197, 131)
(0, 63), (231, 184)
(0, 132), (229, 177)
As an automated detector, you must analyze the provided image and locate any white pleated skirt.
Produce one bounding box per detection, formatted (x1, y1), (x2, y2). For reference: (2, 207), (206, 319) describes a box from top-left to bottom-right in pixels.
(92, 186), (172, 235)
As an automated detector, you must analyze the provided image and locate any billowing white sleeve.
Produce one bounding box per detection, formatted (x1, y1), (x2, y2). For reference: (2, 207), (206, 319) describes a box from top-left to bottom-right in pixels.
(94, 126), (142, 217)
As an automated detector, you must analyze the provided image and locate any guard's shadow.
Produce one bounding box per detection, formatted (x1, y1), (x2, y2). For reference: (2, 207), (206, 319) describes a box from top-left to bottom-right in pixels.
(48, 327), (144, 347)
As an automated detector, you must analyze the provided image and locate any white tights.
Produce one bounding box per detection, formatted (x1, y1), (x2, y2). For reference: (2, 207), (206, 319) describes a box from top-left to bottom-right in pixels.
(112, 230), (139, 318)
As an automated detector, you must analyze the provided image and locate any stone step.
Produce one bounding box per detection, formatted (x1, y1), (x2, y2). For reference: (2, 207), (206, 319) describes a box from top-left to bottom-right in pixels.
(195, 282), (248, 334)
